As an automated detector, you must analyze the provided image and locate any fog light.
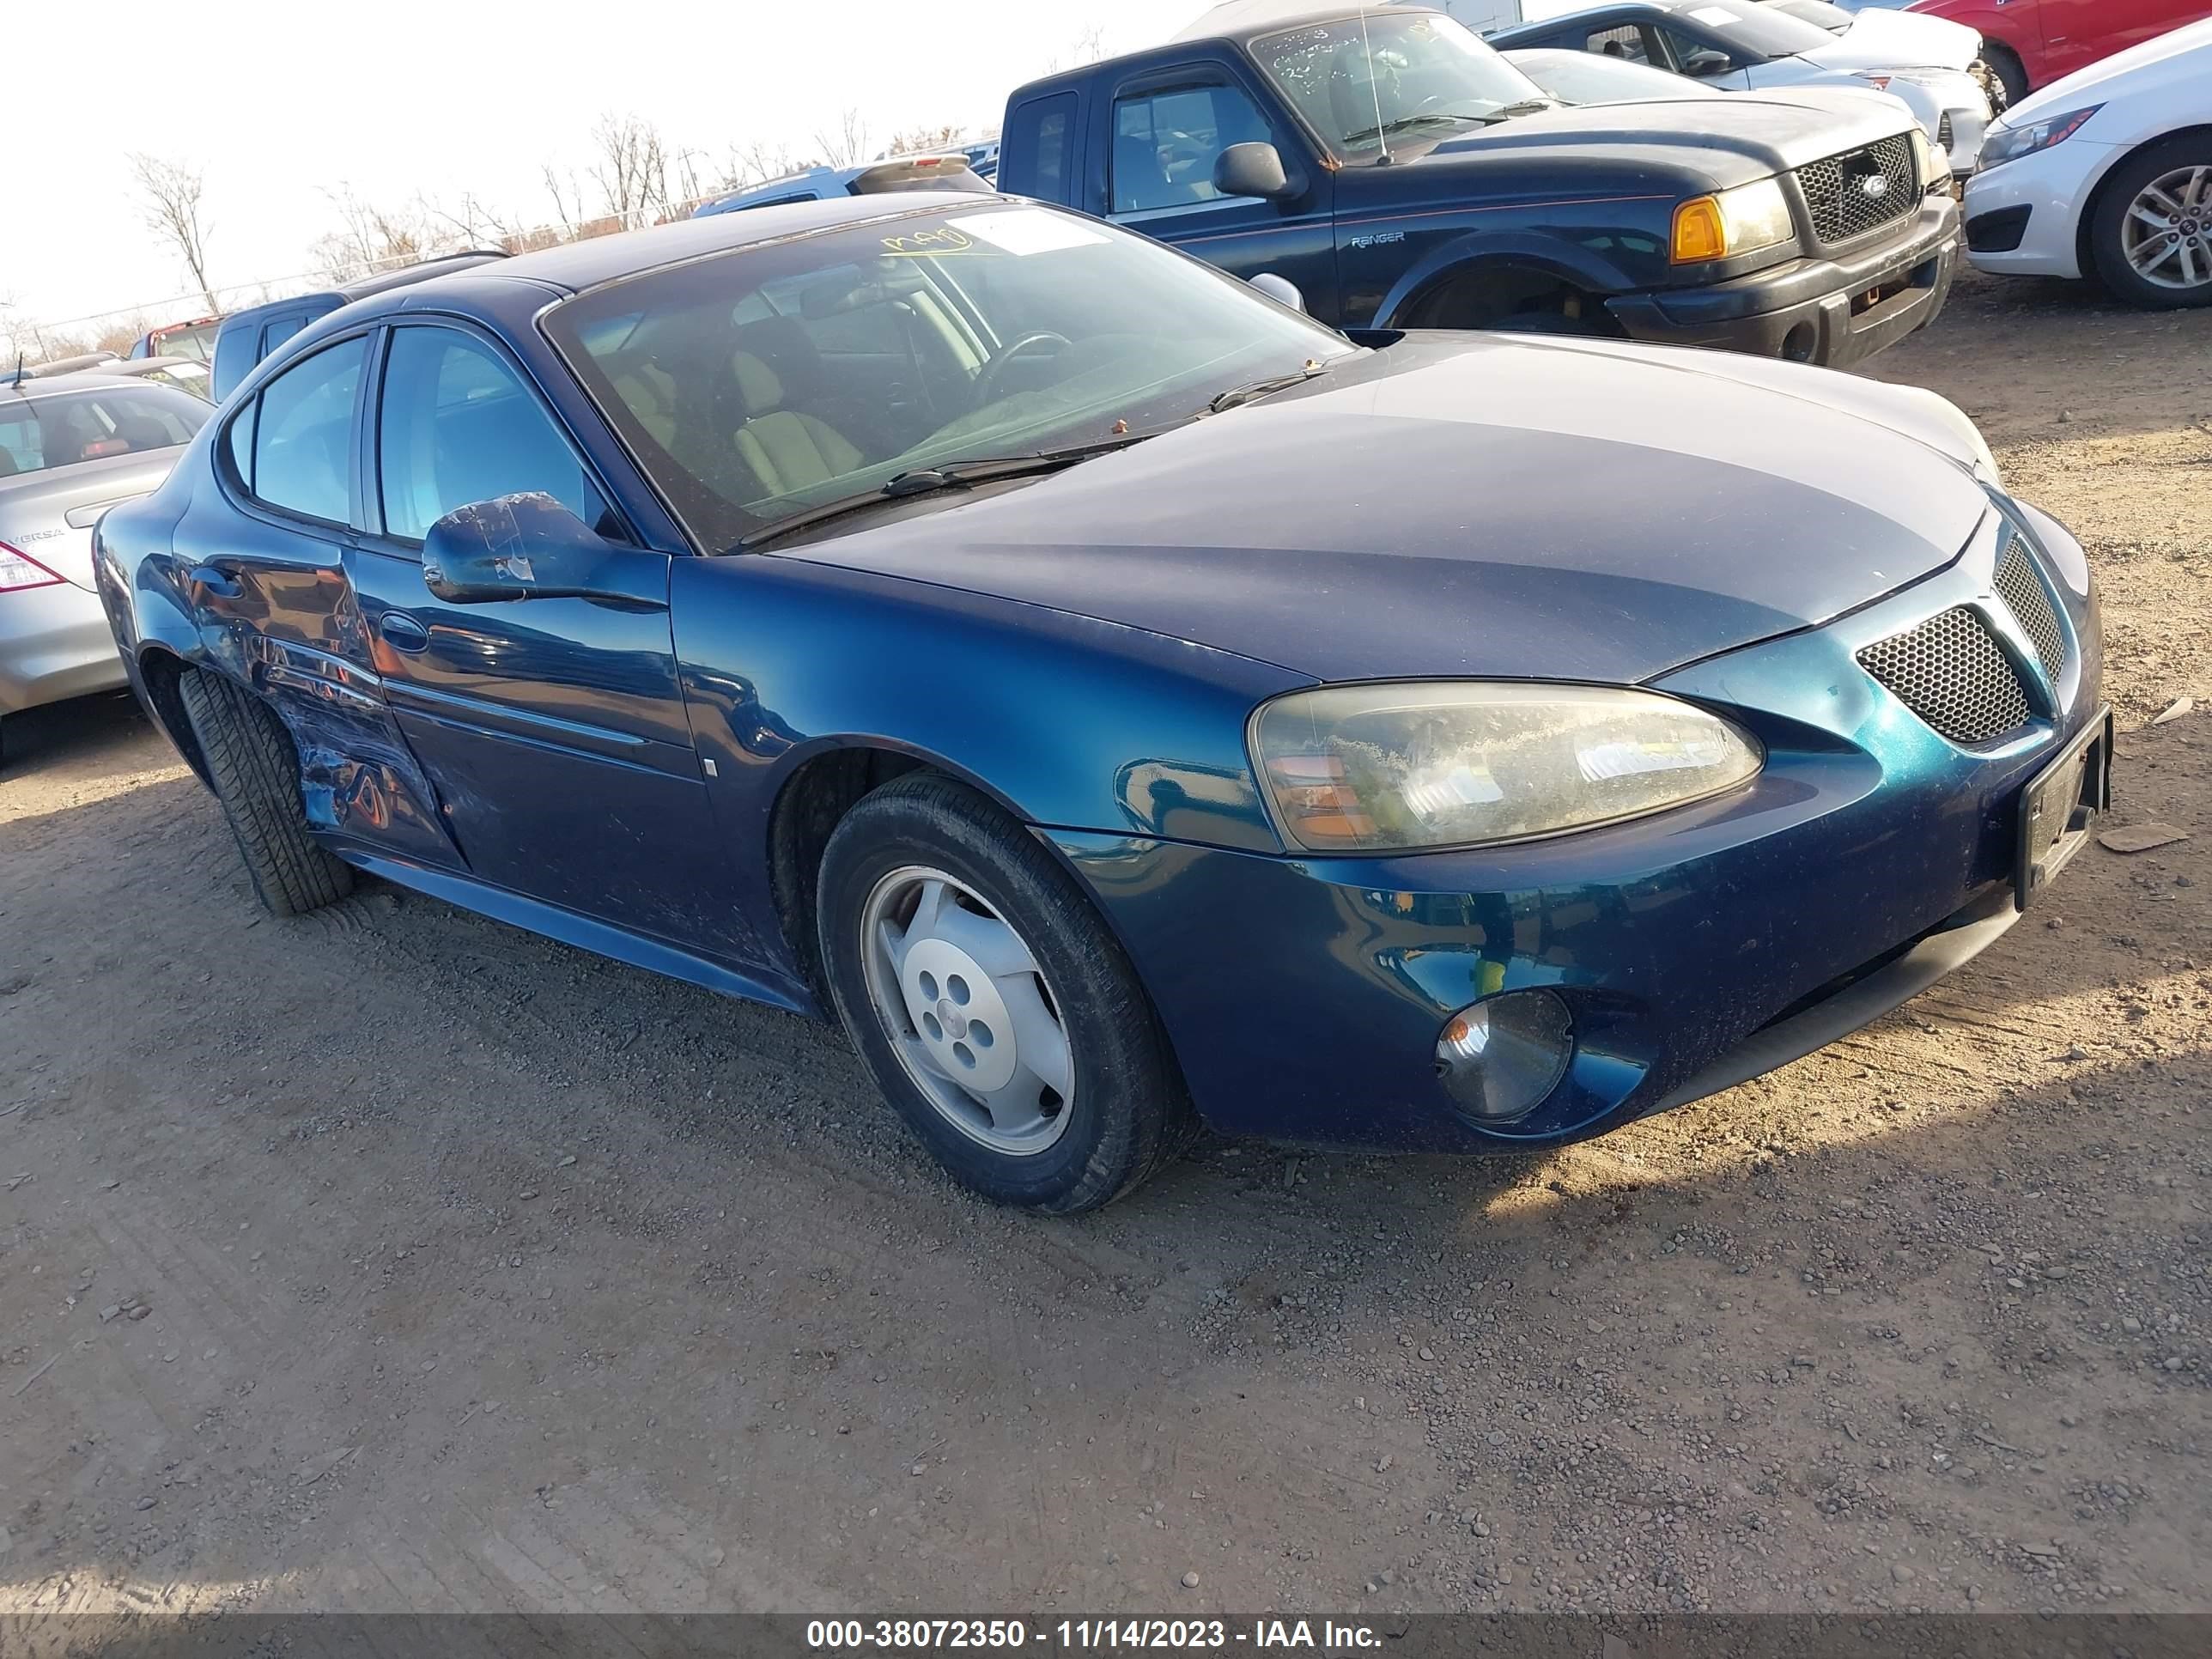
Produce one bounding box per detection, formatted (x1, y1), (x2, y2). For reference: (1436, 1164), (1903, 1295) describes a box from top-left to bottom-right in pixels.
(1434, 990), (1573, 1123)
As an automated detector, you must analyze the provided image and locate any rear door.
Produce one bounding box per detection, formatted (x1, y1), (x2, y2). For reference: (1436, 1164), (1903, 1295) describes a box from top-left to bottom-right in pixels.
(343, 319), (748, 956)
(195, 332), (465, 869)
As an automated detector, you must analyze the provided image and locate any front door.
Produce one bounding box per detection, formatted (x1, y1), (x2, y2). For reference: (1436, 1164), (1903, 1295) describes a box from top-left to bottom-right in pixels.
(1103, 70), (1340, 322)
(344, 320), (748, 957)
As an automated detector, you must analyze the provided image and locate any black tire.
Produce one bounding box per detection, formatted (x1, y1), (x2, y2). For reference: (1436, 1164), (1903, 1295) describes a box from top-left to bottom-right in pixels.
(817, 772), (1194, 1213)
(177, 669), (354, 916)
(1978, 40), (2026, 112)
(2087, 137), (2212, 310)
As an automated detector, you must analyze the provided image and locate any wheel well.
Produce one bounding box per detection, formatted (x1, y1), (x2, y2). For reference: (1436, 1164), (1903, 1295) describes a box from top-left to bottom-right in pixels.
(2075, 125), (2212, 281)
(137, 648), (210, 785)
(768, 745), (928, 1003)
(1395, 262), (1609, 331)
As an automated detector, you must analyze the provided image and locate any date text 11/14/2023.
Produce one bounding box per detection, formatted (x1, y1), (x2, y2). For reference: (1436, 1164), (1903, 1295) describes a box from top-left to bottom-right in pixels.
(805, 1620), (1382, 1649)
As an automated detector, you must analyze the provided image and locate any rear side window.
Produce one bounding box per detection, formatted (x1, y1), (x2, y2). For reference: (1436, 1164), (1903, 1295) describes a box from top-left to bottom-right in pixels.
(248, 337), (366, 524)
(374, 325), (599, 544)
(0, 387), (206, 476)
(261, 313), (311, 358)
(1001, 93), (1077, 201)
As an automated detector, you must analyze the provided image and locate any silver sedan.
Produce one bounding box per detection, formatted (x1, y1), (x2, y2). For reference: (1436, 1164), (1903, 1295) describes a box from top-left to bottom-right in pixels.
(1, 373), (209, 765)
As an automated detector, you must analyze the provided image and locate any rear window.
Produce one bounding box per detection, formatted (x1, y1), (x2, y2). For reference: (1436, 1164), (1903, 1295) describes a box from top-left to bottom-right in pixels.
(0, 386), (209, 477)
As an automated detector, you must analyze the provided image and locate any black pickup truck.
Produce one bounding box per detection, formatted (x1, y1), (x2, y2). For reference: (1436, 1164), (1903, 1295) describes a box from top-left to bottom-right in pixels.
(998, 2), (1960, 365)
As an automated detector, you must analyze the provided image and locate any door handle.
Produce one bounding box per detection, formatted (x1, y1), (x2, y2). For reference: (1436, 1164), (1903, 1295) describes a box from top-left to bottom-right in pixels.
(378, 611), (430, 653)
(186, 563), (243, 599)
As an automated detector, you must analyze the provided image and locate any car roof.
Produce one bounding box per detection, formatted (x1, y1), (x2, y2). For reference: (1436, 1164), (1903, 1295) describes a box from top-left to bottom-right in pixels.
(1, 368), (198, 402)
(216, 250), (512, 331)
(394, 191), (994, 300)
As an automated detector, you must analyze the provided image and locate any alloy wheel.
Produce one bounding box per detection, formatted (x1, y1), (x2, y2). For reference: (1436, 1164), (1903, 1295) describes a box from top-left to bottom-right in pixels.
(860, 865), (1076, 1156)
(2123, 166), (2212, 292)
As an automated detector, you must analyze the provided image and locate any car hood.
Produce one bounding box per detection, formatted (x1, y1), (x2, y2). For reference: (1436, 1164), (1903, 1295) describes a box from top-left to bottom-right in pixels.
(1796, 11), (1978, 72)
(1419, 92), (1910, 184)
(769, 334), (1992, 686)
(0, 447), (183, 591)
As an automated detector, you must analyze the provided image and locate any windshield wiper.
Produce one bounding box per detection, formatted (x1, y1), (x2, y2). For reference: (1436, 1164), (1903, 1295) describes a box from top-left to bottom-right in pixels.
(734, 434), (1147, 551)
(1342, 110), (1498, 145)
(1206, 360), (1332, 416)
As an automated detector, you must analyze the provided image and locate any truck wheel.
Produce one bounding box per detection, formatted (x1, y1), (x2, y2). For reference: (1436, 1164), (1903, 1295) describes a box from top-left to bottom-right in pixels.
(816, 771), (1194, 1213)
(1978, 40), (2026, 110)
(2088, 139), (2212, 310)
(177, 669), (355, 916)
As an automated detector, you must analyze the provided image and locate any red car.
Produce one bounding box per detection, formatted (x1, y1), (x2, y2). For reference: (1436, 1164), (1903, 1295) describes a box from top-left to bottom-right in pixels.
(1907, 0), (2212, 101)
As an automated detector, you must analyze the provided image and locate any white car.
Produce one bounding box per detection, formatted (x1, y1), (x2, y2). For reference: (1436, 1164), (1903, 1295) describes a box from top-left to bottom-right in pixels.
(1486, 0), (1993, 175)
(1963, 16), (2212, 306)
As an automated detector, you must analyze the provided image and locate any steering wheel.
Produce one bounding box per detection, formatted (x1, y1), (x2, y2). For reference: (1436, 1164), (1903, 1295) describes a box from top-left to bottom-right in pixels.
(973, 331), (1073, 405)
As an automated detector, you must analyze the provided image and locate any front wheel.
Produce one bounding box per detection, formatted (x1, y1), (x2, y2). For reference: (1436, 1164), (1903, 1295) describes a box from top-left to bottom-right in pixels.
(2089, 141), (2212, 309)
(816, 773), (1192, 1213)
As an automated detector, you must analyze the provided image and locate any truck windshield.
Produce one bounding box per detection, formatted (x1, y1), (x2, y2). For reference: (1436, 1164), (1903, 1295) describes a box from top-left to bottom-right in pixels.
(1249, 12), (1550, 161)
(545, 203), (1356, 553)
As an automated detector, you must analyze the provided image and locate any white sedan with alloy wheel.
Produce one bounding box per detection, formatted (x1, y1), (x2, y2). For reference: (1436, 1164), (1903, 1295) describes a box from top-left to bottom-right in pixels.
(1962, 16), (2212, 306)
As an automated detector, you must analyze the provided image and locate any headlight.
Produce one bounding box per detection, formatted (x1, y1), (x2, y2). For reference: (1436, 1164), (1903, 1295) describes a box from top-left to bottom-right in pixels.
(1908, 126), (1942, 190)
(1670, 177), (1795, 264)
(1977, 105), (2102, 173)
(1250, 683), (1764, 853)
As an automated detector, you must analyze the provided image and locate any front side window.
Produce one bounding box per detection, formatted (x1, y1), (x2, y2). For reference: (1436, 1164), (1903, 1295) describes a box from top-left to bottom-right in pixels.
(1585, 25), (1658, 64)
(376, 326), (596, 544)
(1109, 82), (1273, 213)
(546, 202), (1353, 554)
(0, 386), (206, 476)
(250, 337), (366, 524)
(1250, 12), (1548, 161)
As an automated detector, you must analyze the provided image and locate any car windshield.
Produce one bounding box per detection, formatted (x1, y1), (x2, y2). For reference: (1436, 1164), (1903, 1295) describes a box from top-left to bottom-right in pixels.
(1504, 48), (1700, 103)
(545, 203), (1356, 553)
(1766, 0), (1854, 32)
(1664, 0), (1833, 60)
(0, 385), (209, 477)
(1249, 12), (1550, 161)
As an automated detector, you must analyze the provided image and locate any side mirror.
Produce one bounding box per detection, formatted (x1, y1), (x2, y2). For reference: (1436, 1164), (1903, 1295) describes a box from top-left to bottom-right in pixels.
(1248, 272), (1306, 313)
(1214, 142), (1294, 202)
(422, 492), (627, 605)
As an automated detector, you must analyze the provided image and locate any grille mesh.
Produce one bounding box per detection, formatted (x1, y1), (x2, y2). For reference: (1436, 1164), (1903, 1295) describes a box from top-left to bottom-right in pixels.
(1993, 537), (2065, 683)
(1857, 607), (2031, 744)
(1795, 134), (1918, 246)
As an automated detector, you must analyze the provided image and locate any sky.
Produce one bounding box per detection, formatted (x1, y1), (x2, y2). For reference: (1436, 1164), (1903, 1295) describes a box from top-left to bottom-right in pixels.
(3, 0), (1203, 337)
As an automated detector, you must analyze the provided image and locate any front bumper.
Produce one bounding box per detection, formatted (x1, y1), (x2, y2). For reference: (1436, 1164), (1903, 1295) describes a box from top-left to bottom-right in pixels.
(1963, 140), (2116, 279)
(0, 580), (129, 715)
(1058, 501), (2103, 1154)
(1607, 196), (1960, 368)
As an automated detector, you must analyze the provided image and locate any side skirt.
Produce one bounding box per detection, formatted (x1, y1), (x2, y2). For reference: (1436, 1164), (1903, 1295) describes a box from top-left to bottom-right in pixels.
(331, 847), (821, 1019)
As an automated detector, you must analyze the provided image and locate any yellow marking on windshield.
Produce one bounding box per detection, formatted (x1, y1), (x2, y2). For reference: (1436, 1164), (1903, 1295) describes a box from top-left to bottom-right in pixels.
(880, 226), (974, 254)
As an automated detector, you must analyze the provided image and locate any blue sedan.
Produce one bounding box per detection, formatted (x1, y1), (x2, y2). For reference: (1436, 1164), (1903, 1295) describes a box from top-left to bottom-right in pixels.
(95, 192), (2109, 1212)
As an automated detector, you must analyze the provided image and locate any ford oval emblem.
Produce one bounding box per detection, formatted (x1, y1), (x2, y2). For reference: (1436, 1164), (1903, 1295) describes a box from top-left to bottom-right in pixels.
(1860, 173), (1890, 200)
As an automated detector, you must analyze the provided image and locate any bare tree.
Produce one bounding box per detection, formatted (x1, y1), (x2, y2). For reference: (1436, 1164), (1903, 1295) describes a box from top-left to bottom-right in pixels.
(812, 107), (871, 169)
(128, 155), (220, 313)
(1045, 23), (1110, 73)
(587, 113), (674, 228)
(884, 122), (968, 158)
(720, 138), (816, 191)
(309, 185), (434, 284)
(542, 164), (586, 238)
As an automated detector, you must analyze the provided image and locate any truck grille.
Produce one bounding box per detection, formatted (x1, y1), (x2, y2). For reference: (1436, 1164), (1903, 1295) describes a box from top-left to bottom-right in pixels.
(1993, 536), (2065, 682)
(1858, 608), (2032, 744)
(1795, 134), (1918, 246)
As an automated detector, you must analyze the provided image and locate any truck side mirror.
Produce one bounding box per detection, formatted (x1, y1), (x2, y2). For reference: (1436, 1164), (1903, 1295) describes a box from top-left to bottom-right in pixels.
(1248, 273), (1305, 313)
(1214, 142), (1294, 202)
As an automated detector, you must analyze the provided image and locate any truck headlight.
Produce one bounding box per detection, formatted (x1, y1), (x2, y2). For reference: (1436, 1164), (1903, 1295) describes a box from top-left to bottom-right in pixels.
(1670, 178), (1795, 264)
(1908, 126), (1942, 190)
(1250, 683), (1764, 853)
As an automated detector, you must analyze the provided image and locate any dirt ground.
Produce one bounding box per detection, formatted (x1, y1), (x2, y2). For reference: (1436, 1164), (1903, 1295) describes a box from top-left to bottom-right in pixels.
(2, 266), (2207, 1623)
